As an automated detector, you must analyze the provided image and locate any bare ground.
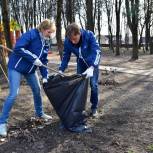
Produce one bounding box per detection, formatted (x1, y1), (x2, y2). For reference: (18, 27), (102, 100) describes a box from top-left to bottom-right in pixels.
(0, 50), (153, 153)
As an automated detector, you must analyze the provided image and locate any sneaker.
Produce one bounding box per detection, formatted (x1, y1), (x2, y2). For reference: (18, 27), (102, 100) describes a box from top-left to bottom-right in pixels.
(90, 109), (98, 117)
(0, 123), (7, 137)
(37, 114), (52, 121)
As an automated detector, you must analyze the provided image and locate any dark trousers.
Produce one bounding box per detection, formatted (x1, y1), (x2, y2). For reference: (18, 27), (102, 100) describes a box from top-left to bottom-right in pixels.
(77, 61), (99, 110)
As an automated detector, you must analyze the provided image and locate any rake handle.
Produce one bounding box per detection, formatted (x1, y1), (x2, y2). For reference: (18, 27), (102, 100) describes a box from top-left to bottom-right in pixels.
(0, 45), (65, 76)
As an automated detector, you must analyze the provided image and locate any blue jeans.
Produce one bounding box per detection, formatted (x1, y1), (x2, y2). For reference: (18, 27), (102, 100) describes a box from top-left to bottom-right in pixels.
(0, 69), (43, 124)
(77, 61), (99, 110)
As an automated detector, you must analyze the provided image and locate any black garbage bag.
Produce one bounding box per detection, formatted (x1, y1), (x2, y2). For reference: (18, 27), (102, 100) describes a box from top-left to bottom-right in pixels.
(43, 74), (91, 132)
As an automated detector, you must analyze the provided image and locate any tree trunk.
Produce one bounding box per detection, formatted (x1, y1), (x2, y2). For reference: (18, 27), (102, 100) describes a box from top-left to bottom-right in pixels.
(145, 21), (150, 52)
(115, 0), (122, 56)
(125, 0), (139, 60)
(33, 0), (37, 27)
(86, 0), (94, 32)
(56, 0), (63, 60)
(0, 48), (7, 76)
(105, 0), (115, 52)
(1, 0), (12, 50)
(144, 0), (152, 52)
(97, 0), (101, 44)
(66, 0), (75, 25)
(108, 24), (114, 52)
(138, 22), (145, 49)
(131, 29), (138, 60)
(116, 14), (120, 56)
(149, 37), (153, 54)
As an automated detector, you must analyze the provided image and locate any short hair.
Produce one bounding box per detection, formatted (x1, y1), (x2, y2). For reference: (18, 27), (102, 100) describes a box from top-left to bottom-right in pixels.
(37, 19), (56, 32)
(66, 23), (81, 39)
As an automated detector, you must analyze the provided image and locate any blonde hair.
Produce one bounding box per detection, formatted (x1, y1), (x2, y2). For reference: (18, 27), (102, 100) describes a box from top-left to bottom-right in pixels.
(37, 19), (56, 32)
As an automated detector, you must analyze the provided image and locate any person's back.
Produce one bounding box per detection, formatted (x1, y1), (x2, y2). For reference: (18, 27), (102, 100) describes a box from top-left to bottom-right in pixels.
(59, 28), (101, 72)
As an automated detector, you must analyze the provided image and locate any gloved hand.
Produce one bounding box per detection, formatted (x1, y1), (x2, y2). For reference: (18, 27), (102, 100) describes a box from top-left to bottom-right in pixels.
(82, 66), (94, 78)
(42, 78), (48, 83)
(59, 70), (64, 75)
(33, 58), (43, 66)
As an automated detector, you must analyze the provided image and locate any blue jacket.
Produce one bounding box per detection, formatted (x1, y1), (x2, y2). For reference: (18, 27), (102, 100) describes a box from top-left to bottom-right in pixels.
(59, 29), (101, 72)
(8, 28), (49, 78)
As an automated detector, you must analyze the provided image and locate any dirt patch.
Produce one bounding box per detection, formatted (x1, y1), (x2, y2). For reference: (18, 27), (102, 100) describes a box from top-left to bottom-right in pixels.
(0, 52), (153, 153)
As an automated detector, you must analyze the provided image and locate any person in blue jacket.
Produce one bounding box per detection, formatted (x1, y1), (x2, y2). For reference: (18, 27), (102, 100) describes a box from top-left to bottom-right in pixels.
(59, 23), (101, 117)
(0, 19), (56, 137)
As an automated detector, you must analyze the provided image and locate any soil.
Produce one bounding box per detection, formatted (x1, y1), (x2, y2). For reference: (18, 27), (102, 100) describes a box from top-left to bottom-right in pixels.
(0, 50), (153, 153)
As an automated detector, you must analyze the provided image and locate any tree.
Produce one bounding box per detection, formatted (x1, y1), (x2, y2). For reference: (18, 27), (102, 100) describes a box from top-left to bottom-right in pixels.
(33, 0), (37, 27)
(56, 0), (63, 60)
(125, 0), (139, 60)
(75, 0), (86, 28)
(1, 0), (12, 49)
(65, 0), (75, 24)
(97, 0), (103, 44)
(0, 48), (7, 76)
(144, 0), (153, 53)
(115, 0), (122, 56)
(104, 0), (115, 52)
(86, 0), (94, 32)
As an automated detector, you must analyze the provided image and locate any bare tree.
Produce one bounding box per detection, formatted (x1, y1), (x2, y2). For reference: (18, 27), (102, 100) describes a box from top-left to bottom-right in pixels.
(125, 0), (139, 60)
(138, 11), (145, 50)
(1, 0), (12, 49)
(97, 0), (103, 44)
(33, 0), (37, 27)
(56, 0), (63, 60)
(75, 0), (86, 28)
(10, 0), (56, 32)
(86, 0), (94, 32)
(115, 0), (122, 56)
(143, 0), (153, 53)
(65, 0), (75, 24)
(104, 0), (115, 52)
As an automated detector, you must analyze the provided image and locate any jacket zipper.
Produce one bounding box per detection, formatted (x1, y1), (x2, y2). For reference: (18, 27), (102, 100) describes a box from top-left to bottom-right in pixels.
(79, 47), (89, 67)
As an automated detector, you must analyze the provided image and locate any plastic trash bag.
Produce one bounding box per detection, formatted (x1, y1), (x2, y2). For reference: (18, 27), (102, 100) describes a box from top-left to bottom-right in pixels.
(43, 74), (92, 132)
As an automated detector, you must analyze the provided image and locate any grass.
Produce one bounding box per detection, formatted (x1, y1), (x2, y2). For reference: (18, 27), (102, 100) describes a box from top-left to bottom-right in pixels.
(147, 144), (153, 152)
(127, 150), (135, 153)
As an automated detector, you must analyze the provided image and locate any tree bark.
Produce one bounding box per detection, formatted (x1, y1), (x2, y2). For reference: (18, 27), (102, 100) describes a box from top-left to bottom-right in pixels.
(33, 0), (37, 27)
(66, 0), (75, 25)
(125, 0), (139, 60)
(86, 0), (94, 32)
(56, 0), (63, 60)
(97, 0), (102, 44)
(1, 0), (12, 49)
(132, 29), (138, 59)
(115, 0), (122, 56)
(105, 0), (115, 52)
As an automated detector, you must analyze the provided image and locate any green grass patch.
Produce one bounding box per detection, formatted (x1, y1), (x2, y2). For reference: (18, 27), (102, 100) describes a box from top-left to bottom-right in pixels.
(147, 144), (153, 152)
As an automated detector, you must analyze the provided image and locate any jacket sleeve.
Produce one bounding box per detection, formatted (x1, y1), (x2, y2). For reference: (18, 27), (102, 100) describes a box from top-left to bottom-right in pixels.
(39, 59), (48, 79)
(88, 31), (101, 67)
(39, 47), (49, 79)
(59, 40), (71, 72)
(13, 31), (38, 63)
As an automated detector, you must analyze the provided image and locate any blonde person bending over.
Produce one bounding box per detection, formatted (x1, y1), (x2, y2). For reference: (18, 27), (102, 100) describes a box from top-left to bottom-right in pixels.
(0, 19), (56, 137)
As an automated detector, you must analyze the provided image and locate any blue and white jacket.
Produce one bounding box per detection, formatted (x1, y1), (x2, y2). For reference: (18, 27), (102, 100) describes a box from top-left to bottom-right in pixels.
(59, 29), (101, 72)
(8, 29), (49, 78)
